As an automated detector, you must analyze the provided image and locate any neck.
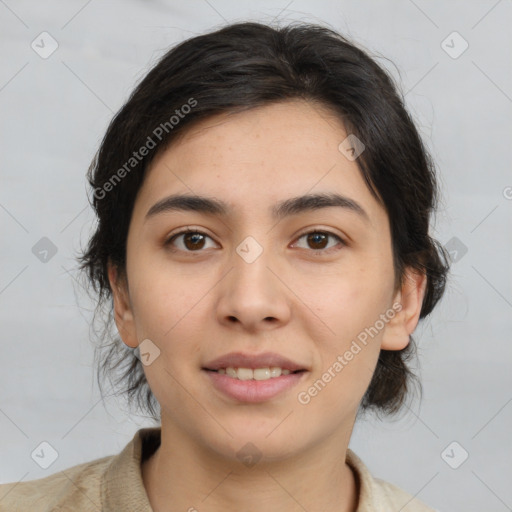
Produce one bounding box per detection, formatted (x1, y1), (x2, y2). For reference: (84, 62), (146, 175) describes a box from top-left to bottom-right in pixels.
(141, 420), (359, 512)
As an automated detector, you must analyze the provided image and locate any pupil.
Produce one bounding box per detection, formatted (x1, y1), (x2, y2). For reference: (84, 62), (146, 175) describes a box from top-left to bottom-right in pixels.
(309, 233), (327, 249)
(185, 233), (205, 250)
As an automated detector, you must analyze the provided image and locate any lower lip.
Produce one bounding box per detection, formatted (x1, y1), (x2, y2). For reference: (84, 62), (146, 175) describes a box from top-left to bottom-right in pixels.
(204, 370), (306, 403)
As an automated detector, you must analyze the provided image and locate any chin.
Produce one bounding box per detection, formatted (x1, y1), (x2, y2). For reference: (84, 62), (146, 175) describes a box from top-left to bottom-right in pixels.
(203, 418), (312, 462)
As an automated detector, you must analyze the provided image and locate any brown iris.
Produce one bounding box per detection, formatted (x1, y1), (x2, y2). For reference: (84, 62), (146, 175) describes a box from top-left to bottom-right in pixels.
(183, 232), (206, 250)
(306, 232), (329, 250)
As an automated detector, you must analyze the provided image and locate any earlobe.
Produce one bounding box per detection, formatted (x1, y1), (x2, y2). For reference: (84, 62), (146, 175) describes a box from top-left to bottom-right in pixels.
(107, 261), (138, 348)
(380, 268), (427, 351)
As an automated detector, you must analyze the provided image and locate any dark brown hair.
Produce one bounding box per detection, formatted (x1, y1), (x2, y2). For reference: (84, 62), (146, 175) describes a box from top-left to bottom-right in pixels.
(77, 21), (450, 421)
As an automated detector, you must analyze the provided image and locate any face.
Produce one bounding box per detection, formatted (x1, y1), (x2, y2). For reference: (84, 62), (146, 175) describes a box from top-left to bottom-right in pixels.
(109, 99), (426, 463)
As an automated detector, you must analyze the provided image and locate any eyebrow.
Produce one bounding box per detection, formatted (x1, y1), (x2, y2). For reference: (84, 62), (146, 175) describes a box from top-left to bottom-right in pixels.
(145, 192), (370, 223)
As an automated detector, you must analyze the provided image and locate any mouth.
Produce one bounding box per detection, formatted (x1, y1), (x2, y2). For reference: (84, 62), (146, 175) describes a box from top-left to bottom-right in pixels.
(203, 367), (306, 381)
(203, 351), (308, 373)
(202, 352), (309, 403)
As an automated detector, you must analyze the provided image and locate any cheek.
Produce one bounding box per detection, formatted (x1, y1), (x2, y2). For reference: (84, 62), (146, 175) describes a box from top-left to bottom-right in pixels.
(128, 256), (210, 337)
(297, 263), (392, 402)
(309, 349), (380, 418)
(301, 263), (392, 339)
(127, 269), (213, 400)
(129, 269), (206, 398)
(299, 290), (385, 414)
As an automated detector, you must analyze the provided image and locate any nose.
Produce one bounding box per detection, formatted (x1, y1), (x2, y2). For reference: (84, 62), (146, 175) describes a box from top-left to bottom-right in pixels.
(215, 244), (292, 333)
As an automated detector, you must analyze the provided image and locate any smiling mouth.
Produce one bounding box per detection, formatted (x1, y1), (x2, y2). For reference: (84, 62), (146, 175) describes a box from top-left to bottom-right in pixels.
(204, 367), (306, 381)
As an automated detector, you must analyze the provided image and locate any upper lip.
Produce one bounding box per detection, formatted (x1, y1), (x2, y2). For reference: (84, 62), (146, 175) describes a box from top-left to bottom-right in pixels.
(203, 352), (308, 372)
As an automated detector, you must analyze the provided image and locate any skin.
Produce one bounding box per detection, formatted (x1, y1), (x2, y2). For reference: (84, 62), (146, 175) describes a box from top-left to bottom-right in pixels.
(108, 99), (427, 512)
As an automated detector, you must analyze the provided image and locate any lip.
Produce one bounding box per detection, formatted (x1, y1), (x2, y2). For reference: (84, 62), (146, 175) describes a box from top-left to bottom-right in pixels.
(203, 351), (308, 372)
(204, 369), (307, 403)
(203, 352), (309, 403)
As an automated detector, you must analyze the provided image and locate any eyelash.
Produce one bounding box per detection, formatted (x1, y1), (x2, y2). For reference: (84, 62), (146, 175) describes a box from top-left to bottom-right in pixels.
(164, 228), (346, 254)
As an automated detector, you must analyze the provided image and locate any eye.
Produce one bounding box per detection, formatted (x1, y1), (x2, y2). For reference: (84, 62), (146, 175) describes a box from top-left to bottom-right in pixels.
(164, 228), (346, 254)
(164, 229), (217, 252)
(292, 230), (345, 253)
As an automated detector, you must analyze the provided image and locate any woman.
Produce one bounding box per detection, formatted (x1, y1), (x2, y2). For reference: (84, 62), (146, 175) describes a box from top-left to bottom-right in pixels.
(0, 21), (449, 511)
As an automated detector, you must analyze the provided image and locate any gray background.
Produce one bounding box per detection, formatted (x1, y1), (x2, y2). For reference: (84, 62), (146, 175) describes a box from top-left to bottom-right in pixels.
(1, 1), (511, 510)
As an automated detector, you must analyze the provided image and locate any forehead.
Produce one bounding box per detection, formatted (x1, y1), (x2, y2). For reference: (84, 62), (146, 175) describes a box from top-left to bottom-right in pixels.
(135, 100), (386, 227)
(163, 100), (344, 170)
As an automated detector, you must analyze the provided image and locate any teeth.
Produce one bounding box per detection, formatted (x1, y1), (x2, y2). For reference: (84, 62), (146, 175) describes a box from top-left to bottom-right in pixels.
(237, 368), (253, 381)
(254, 368), (271, 380)
(226, 367), (237, 378)
(216, 367), (296, 380)
(270, 367), (281, 378)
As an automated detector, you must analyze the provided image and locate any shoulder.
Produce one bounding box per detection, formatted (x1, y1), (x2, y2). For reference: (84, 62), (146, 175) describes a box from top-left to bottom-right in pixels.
(0, 454), (114, 512)
(371, 477), (437, 511)
(0, 427), (157, 512)
(346, 449), (438, 511)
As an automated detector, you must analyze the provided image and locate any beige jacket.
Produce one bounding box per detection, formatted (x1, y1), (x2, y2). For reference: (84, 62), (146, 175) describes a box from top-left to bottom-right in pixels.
(0, 427), (435, 511)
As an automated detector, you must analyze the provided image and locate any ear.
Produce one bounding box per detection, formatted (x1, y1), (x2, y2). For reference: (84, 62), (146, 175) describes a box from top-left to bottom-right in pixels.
(380, 267), (428, 351)
(107, 260), (138, 349)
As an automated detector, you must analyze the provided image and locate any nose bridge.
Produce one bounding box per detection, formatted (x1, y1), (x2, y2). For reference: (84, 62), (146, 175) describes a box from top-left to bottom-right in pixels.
(216, 233), (290, 328)
(231, 234), (276, 297)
